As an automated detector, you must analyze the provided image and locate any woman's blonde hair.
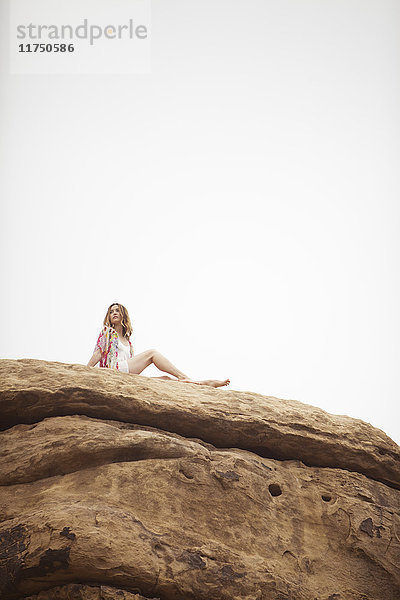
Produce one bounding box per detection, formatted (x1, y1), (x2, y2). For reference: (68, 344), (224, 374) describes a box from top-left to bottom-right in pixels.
(103, 302), (133, 339)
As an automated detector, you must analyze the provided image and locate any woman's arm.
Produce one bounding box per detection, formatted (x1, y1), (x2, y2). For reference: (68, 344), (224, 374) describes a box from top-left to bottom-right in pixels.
(87, 348), (101, 367)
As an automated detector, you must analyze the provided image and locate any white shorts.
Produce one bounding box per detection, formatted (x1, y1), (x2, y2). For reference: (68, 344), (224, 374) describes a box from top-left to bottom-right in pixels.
(117, 360), (129, 373)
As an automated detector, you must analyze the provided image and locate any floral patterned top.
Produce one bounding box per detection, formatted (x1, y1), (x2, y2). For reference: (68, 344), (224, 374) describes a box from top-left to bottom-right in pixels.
(93, 325), (134, 370)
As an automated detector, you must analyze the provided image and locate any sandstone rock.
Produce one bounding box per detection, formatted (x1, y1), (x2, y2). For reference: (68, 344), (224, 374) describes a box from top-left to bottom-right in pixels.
(0, 359), (399, 600)
(0, 359), (399, 489)
(0, 416), (212, 486)
(23, 584), (157, 599)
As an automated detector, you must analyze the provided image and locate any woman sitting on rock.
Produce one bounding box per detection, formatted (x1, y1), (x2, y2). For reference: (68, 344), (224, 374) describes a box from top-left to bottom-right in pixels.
(87, 302), (230, 388)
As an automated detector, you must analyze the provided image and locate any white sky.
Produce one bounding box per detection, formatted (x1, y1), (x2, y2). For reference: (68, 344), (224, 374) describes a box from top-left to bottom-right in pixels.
(1, 0), (399, 444)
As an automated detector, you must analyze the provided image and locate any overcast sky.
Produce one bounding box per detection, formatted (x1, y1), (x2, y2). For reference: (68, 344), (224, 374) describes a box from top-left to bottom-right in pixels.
(1, 0), (399, 444)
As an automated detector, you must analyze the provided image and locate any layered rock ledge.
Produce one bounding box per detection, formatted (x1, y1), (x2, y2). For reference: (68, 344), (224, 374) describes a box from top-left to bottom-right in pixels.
(0, 358), (399, 600)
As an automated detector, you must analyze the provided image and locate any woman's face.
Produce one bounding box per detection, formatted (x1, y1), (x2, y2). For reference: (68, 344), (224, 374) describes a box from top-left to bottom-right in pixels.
(109, 304), (122, 326)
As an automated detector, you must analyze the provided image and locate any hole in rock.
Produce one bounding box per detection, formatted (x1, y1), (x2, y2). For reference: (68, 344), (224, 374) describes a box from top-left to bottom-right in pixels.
(269, 483), (282, 497)
(179, 468), (194, 480)
(322, 494), (332, 502)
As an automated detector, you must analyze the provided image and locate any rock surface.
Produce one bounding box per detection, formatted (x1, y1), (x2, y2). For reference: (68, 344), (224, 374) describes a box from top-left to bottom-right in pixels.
(0, 358), (399, 600)
(1, 359), (399, 489)
(23, 585), (156, 599)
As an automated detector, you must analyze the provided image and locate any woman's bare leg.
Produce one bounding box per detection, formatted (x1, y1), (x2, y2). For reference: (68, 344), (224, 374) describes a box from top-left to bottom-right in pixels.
(127, 349), (230, 388)
(127, 349), (190, 380)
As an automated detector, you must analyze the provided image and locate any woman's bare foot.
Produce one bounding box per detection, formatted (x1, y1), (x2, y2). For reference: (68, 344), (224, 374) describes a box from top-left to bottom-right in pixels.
(200, 378), (230, 388)
(179, 378), (230, 388)
(150, 375), (230, 388)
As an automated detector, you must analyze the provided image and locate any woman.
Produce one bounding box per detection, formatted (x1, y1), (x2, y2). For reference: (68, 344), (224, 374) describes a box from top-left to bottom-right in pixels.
(87, 303), (230, 388)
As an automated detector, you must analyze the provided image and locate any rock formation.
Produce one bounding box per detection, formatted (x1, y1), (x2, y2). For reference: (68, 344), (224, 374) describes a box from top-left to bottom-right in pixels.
(0, 358), (399, 600)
